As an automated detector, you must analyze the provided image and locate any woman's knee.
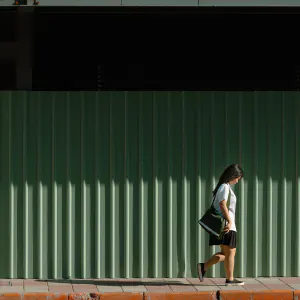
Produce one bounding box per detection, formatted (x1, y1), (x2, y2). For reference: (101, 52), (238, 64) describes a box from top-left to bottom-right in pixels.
(221, 245), (236, 257)
(229, 248), (236, 257)
(215, 252), (225, 262)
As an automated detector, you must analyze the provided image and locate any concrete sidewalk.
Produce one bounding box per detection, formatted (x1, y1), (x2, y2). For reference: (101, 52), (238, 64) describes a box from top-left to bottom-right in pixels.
(0, 277), (300, 293)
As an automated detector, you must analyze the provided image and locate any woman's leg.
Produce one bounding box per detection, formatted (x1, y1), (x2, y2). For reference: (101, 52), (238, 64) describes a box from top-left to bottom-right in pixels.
(221, 245), (236, 281)
(204, 247), (225, 271)
(197, 246), (226, 282)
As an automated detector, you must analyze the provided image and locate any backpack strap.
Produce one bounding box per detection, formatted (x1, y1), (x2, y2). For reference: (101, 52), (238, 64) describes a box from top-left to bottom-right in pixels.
(227, 186), (231, 208)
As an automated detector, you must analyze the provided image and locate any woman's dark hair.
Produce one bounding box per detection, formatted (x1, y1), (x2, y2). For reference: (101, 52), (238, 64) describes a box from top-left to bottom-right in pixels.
(212, 164), (244, 197)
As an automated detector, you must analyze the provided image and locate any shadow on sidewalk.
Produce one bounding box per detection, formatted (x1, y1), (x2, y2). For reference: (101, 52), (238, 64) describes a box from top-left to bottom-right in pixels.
(37, 279), (214, 286)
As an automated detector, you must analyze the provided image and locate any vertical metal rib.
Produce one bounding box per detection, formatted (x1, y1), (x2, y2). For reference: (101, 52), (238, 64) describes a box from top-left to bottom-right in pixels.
(296, 93), (300, 275)
(23, 93), (29, 278)
(281, 93), (287, 276)
(210, 92), (216, 277)
(66, 92), (73, 278)
(182, 92), (187, 277)
(196, 92), (202, 264)
(52, 94), (58, 279)
(253, 92), (259, 277)
(167, 92), (173, 277)
(239, 92), (245, 277)
(81, 93), (87, 278)
(139, 93), (144, 278)
(153, 93), (158, 277)
(124, 92), (130, 278)
(95, 93), (101, 278)
(224, 93), (229, 165)
(37, 93), (43, 279)
(8, 92), (14, 278)
(110, 93), (116, 278)
(267, 92), (272, 276)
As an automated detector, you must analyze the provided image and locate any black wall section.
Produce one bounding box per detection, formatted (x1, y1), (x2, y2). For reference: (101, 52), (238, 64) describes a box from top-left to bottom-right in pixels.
(1, 6), (299, 91)
(0, 61), (16, 90)
(0, 10), (16, 42)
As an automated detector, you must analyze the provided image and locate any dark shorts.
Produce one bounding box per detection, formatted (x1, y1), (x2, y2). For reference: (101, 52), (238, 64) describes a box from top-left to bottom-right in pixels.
(209, 230), (237, 248)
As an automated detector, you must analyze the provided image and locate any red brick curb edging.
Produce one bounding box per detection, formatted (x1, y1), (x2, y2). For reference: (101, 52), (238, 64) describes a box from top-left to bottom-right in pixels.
(0, 294), (69, 300)
(144, 292), (217, 299)
(219, 290), (293, 299)
(0, 291), (299, 300)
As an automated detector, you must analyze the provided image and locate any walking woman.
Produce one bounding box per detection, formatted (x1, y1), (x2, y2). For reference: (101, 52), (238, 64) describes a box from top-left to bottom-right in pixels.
(197, 164), (244, 286)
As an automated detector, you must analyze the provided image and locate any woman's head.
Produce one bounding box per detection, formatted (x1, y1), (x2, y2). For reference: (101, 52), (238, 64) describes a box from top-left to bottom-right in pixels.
(213, 164), (244, 196)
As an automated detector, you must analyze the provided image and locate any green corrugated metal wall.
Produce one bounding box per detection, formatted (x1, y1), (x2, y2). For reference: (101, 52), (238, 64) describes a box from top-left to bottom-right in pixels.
(0, 91), (299, 279)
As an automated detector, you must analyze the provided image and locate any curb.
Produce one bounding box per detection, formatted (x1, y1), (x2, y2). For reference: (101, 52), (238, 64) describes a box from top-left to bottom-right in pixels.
(144, 292), (217, 299)
(0, 291), (298, 300)
(218, 290), (294, 299)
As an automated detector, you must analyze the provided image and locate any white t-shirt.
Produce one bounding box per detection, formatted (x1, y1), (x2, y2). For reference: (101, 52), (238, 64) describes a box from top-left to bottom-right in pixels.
(212, 183), (237, 232)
